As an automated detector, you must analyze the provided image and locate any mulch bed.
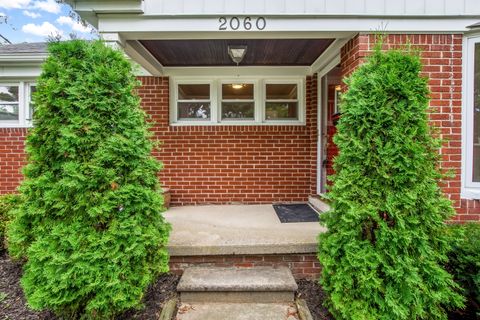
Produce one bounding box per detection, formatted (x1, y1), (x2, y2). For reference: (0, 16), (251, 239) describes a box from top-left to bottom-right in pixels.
(0, 252), (56, 320)
(1, 254), (476, 320)
(0, 252), (179, 320)
(295, 279), (477, 320)
(117, 274), (179, 320)
(296, 279), (334, 320)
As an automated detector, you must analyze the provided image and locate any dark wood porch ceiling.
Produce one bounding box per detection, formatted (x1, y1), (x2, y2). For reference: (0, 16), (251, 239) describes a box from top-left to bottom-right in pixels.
(139, 39), (334, 67)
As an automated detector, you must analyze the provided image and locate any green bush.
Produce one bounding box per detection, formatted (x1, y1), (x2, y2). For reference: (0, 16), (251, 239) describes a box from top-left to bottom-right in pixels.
(447, 223), (480, 318)
(318, 44), (464, 320)
(0, 194), (20, 252)
(7, 40), (170, 319)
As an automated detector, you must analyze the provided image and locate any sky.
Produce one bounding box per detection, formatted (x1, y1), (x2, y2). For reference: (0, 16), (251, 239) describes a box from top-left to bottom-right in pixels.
(0, 0), (97, 44)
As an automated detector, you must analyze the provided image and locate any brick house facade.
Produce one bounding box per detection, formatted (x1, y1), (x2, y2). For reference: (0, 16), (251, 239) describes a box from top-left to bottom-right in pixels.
(1, 33), (479, 222)
(1, 0), (480, 227)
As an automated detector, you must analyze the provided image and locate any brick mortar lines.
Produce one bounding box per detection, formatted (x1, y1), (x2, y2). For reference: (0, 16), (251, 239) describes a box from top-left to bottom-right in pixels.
(169, 254), (321, 279)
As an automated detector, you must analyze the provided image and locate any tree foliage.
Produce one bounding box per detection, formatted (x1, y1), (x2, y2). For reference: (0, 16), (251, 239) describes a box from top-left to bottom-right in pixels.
(0, 194), (20, 252)
(447, 223), (480, 318)
(318, 44), (464, 320)
(7, 40), (170, 319)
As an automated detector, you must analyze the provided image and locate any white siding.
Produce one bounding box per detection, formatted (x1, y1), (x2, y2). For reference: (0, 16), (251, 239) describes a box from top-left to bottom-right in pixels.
(142, 0), (480, 16)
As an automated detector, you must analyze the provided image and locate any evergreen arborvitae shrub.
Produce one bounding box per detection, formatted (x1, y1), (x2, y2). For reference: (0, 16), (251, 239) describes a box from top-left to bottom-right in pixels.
(446, 223), (480, 318)
(7, 40), (170, 318)
(318, 45), (464, 320)
(0, 194), (20, 252)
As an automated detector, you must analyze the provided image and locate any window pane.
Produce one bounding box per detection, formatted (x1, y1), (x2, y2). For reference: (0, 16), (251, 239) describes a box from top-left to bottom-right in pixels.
(178, 84), (210, 100)
(222, 84), (254, 100)
(473, 43), (480, 181)
(28, 85), (36, 120)
(266, 84), (297, 100)
(0, 85), (19, 103)
(222, 102), (254, 120)
(178, 102), (211, 120)
(0, 104), (19, 120)
(265, 102), (298, 120)
(0, 85), (19, 121)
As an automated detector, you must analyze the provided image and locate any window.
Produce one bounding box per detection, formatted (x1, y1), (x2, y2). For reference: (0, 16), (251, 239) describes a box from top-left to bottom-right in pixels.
(27, 84), (36, 122)
(221, 83), (255, 120)
(463, 35), (480, 197)
(176, 83), (211, 121)
(0, 85), (20, 121)
(0, 81), (35, 127)
(171, 77), (304, 125)
(474, 41), (480, 183)
(265, 83), (299, 121)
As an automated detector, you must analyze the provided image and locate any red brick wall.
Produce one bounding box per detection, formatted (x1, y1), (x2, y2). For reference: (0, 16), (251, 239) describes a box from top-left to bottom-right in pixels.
(139, 76), (318, 205)
(0, 128), (27, 194)
(340, 33), (478, 222)
(169, 254), (321, 280)
(0, 77), (318, 204)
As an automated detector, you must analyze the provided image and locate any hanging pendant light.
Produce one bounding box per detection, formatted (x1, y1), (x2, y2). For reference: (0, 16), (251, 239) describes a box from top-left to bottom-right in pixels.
(228, 45), (248, 90)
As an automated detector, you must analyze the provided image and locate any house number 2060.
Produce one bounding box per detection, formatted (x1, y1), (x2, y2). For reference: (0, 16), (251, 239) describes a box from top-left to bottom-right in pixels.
(218, 17), (266, 31)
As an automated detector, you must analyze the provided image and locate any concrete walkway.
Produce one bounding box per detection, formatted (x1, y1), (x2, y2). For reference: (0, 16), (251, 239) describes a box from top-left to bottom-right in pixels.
(164, 204), (326, 256)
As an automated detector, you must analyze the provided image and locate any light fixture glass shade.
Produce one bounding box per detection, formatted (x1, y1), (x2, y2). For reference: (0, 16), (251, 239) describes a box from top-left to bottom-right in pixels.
(231, 83), (244, 90)
(228, 45), (247, 65)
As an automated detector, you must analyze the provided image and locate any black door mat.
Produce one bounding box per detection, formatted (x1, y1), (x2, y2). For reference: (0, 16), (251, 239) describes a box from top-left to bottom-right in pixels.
(273, 203), (320, 223)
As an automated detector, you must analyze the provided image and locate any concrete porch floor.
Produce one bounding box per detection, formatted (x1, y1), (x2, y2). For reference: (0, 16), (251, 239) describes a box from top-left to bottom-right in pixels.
(164, 204), (326, 256)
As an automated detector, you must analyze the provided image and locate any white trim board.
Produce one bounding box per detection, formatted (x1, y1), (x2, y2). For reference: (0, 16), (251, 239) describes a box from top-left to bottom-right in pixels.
(97, 16), (479, 34)
(461, 32), (480, 199)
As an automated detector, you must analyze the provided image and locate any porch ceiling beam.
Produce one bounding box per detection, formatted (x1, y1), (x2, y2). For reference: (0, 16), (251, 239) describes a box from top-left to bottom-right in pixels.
(309, 36), (353, 75)
(162, 66), (310, 77)
(123, 40), (165, 76)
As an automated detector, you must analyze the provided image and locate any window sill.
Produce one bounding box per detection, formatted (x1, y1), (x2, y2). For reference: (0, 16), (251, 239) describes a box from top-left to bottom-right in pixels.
(0, 123), (32, 128)
(169, 121), (306, 126)
(461, 188), (480, 200)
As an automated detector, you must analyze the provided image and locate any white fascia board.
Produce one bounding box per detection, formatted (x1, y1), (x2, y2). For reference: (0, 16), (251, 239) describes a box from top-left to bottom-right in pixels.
(66, 0), (143, 27)
(114, 31), (352, 40)
(98, 16), (479, 34)
(0, 65), (42, 78)
(66, 0), (143, 13)
(0, 54), (47, 64)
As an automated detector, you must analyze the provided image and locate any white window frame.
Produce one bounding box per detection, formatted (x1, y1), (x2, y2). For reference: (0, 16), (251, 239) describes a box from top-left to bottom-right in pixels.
(170, 76), (305, 126)
(0, 81), (34, 128)
(263, 79), (304, 124)
(26, 82), (36, 127)
(218, 79), (259, 123)
(171, 79), (216, 123)
(462, 34), (480, 198)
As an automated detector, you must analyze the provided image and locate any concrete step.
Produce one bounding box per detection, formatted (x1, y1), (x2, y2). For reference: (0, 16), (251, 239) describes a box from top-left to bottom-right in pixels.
(177, 266), (298, 303)
(308, 195), (331, 213)
(176, 302), (299, 320)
